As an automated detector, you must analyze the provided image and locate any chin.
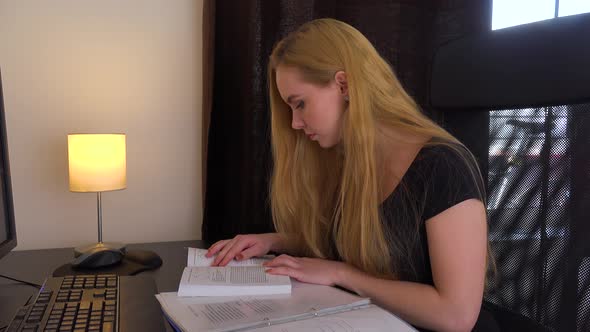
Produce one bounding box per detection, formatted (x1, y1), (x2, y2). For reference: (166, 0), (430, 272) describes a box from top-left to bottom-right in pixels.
(317, 139), (337, 149)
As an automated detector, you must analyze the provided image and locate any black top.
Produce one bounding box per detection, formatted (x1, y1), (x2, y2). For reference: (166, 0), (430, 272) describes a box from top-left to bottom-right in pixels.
(379, 143), (497, 331)
(380, 143), (484, 284)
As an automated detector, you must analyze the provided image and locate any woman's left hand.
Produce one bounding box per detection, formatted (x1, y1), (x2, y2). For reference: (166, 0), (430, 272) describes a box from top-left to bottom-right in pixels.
(263, 254), (349, 286)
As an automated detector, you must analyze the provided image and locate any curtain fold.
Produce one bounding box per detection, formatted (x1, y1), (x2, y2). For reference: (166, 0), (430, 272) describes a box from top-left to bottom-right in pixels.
(202, 0), (215, 207)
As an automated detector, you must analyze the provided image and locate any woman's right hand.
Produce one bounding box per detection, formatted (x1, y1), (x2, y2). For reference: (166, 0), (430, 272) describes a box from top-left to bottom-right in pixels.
(206, 233), (283, 266)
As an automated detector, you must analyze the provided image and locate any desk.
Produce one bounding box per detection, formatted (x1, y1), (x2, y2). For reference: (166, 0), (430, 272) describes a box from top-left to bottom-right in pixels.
(0, 240), (202, 330)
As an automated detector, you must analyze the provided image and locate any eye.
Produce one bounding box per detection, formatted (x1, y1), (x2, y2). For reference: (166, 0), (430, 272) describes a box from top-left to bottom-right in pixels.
(295, 101), (304, 110)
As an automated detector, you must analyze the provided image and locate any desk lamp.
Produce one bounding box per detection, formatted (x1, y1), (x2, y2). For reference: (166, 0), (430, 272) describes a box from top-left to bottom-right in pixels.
(68, 134), (127, 266)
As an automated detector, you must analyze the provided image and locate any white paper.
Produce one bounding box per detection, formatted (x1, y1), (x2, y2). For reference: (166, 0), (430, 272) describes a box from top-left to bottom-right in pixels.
(252, 305), (417, 331)
(157, 281), (373, 332)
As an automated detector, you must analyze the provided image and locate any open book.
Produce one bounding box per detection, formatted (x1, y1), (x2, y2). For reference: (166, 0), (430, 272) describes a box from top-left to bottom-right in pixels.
(177, 248), (291, 297)
(158, 280), (417, 331)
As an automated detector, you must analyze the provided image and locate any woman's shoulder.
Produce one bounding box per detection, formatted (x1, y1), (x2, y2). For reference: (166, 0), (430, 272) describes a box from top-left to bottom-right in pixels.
(415, 142), (485, 220)
(414, 142), (475, 172)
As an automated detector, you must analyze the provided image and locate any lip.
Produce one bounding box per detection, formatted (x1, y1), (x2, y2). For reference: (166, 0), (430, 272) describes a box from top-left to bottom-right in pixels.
(307, 133), (317, 140)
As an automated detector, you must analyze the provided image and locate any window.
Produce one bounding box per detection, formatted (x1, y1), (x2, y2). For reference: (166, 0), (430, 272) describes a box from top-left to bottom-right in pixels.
(492, 0), (590, 30)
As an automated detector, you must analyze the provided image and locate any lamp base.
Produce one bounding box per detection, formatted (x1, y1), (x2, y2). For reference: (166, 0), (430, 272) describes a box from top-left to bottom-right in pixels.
(71, 242), (127, 269)
(74, 242), (127, 257)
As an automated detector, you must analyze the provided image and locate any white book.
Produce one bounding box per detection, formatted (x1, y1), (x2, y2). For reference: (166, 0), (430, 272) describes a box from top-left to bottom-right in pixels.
(177, 248), (291, 297)
(157, 280), (416, 331)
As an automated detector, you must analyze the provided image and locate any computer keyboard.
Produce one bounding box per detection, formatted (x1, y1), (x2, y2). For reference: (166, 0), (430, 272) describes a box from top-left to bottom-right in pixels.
(6, 274), (165, 332)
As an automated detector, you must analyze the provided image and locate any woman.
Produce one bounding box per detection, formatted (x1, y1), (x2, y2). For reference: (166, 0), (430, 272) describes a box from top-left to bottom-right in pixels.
(207, 18), (494, 332)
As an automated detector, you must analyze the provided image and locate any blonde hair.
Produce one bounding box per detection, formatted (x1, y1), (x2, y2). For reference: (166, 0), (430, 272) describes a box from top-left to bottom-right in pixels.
(268, 18), (490, 279)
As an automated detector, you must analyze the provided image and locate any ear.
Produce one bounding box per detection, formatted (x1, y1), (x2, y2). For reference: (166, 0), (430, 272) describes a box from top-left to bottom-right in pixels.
(334, 71), (348, 96)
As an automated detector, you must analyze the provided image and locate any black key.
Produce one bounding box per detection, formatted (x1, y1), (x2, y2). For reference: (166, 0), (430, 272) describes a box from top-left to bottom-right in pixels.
(101, 322), (114, 332)
(92, 300), (104, 309)
(53, 302), (66, 310)
(75, 318), (88, 325)
(93, 290), (106, 298)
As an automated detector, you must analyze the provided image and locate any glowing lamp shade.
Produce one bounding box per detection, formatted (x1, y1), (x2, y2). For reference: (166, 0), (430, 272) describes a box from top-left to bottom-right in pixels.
(68, 134), (126, 192)
(67, 133), (127, 267)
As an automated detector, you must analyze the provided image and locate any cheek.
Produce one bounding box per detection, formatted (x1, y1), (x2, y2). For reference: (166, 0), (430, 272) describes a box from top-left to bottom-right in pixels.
(316, 94), (344, 123)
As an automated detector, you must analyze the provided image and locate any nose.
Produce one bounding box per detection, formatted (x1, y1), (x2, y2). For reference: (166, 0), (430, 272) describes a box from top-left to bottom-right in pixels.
(291, 111), (305, 130)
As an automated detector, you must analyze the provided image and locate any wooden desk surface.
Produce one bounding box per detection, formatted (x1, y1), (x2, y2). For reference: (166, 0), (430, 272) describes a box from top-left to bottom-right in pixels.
(0, 240), (204, 329)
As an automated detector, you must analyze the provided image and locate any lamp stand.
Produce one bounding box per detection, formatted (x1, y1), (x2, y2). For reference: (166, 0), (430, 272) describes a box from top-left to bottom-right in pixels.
(74, 192), (126, 257)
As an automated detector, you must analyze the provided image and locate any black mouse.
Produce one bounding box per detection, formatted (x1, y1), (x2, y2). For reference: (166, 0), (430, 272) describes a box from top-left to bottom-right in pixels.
(71, 247), (124, 269)
(124, 249), (163, 269)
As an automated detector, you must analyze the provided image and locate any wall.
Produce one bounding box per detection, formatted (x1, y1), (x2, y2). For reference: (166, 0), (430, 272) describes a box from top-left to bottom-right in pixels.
(0, 0), (203, 249)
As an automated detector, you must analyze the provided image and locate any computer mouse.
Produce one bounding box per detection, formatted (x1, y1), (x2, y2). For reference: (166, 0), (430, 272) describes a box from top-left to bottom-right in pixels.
(124, 249), (163, 269)
(71, 247), (124, 269)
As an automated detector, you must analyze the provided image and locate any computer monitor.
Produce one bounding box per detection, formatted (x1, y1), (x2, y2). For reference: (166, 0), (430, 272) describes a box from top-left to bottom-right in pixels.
(0, 68), (17, 260)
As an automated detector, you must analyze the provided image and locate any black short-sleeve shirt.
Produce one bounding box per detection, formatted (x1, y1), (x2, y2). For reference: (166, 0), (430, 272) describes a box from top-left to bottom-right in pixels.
(379, 143), (485, 285)
(379, 143), (495, 331)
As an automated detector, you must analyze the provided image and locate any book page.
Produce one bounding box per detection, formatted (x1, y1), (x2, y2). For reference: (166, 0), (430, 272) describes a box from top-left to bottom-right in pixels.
(178, 266), (292, 297)
(185, 266), (283, 285)
(188, 248), (274, 267)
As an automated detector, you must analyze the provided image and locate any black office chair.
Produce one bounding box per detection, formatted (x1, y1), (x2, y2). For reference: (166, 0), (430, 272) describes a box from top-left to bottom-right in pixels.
(429, 12), (590, 332)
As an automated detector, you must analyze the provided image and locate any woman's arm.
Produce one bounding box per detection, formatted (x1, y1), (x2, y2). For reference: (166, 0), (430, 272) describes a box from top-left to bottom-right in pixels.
(265, 199), (488, 332)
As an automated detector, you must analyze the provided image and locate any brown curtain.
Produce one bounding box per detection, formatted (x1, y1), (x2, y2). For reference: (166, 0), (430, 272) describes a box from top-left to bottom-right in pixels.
(201, 0), (492, 244)
(202, 0), (215, 206)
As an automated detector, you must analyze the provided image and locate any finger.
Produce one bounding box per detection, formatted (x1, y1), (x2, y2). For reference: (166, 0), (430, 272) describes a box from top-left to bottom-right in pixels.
(235, 245), (261, 261)
(206, 240), (230, 257)
(218, 240), (254, 266)
(265, 266), (302, 280)
(213, 240), (238, 266)
(263, 255), (300, 268)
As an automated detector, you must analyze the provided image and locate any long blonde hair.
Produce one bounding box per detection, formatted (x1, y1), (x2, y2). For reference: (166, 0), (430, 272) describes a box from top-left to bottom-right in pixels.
(268, 18), (488, 279)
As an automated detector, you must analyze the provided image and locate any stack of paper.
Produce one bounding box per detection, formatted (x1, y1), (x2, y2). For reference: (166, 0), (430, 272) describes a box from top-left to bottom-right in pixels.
(157, 280), (416, 331)
(158, 248), (417, 331)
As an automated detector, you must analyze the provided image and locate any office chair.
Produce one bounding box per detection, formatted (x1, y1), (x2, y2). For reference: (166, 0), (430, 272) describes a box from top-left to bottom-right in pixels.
(429, 12), (590, 332)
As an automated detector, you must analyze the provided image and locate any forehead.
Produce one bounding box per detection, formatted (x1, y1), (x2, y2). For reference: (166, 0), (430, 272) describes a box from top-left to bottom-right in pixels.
(275, 66), (314, 100)
(276, 66), (305, 88)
